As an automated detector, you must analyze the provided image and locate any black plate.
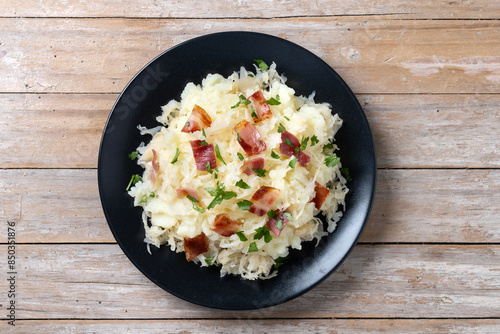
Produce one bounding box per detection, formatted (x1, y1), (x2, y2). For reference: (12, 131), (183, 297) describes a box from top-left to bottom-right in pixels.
(98, 31), (376, 310)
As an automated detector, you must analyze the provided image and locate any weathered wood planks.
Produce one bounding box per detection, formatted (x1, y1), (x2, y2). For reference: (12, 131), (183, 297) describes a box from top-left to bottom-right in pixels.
(1, 94), (499, 169)
(1, 168), (499, 243)
(1, 0), (500, 19)
(0, 18), (499, 94)
(0, 244), (498, 320)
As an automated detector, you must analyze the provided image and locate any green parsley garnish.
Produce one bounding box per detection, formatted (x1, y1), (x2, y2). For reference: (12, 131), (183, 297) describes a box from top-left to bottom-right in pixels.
(236, 231), (248, 242)
(185, 121), (190, 127)
(236, 131), (242, 142)
(235, 179), (251, 189)
(205, 182), (237, 210)
(267, 95), (281, 105)
(206, 161), (213, 174)
(252, 168), (267, 177)
(248, 242), (258, 253)
(283, 212), (292, 220)
(270, 150), (281, 159)
(277, 123), (286, 133)
(254, 226), (272, 243)
(267, 210), (278, 219)
(170, 148), (180, 164)
(199, 140), (209, 146)
(310, 135), (319, 146)
(231, 95), (251, 109)
(325, 152), (340, 168)
(237, 199), (253, 211)
(323, 139), (335, 152)
(126, 174), (142, 191)
(186, 195), (205, 213)
(284, 137), (294, 148)
(274, 256), (287, 270)
(247, 73), (254, 77)
(138, 194), (148, 204)
(341, 167), (352, 181)
(205, 256), (215, 265)
(254, 59), (269, 71)
(237, 152), (245, 161)
(215, 144), (226, 165)
(128, 151), (138, 160)
(289, 157), (297, 168)
(300, 136), (309, 151)
(275, 216), (283, 230)
(284, 115), (290, 121)
(251, 106), (258, 119)
(186, 195), (198, 203)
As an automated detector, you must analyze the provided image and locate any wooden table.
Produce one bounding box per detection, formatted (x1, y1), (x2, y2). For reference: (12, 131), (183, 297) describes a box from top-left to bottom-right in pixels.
(1, 1), (499, 332)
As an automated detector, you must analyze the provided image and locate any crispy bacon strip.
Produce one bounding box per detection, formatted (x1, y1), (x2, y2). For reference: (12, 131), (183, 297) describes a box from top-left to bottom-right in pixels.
(184, 233), (209, 262)
(241, 157), (265, 176)
(249, 186), (281, 216)
(248, 90), (272, 122)
(280, 130), (311, 167)
(266, 210), (291, 237)
(190, 140), (217, 171)
(181, 105), (212, 133)
(312, 181), (330, 210)
(211, 213), (242, 237)
(234, 120), (266, 156)
(176, 188), (200, 202)
(151, 149), (159, 184)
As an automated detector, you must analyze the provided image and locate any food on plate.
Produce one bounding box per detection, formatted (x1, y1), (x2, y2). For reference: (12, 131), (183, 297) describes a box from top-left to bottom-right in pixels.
(127, 60), (349, 279)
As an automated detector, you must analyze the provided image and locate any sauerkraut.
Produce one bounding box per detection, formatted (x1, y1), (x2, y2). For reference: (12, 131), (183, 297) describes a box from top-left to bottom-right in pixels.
(128, 62), (348, 280)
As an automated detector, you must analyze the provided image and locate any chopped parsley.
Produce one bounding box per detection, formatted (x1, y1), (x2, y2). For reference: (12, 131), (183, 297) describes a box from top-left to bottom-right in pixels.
(254, 226), (272, 243)
(128, 151), (138, 160)
(251, 106), (257, 119)
(206, 161), (213, 174)
(236, 131), (242, 142)
(277, 123), (286, 133)
(237, 199), (253, 211)
(275, 216), (283, 230)
(300, 136), (310, 151)
(199, 140), (209, 146)
(288, 157), (297, 168)
(283, 115), (290, 121)
(274, 256), (287, 270)
(237, 152), (245, 161)
(310, 135), (319, 146)
(231, 94), (251, 109)
(254, 59), (269, 71)
(205, 182), (237, 210)
(267, 95), (281, 105)
(267, 210), (278, 219)
(325, 152), (340, 168)
(247, 73), (254, 77)
(138, 194), (148, 204)
(126, 174), (142, 191)
(248, 242), (258, 253)
(185, 121), (190, 127)
(235, 179), (251, 189)
(252, 168), (267, 177)
(215, 144), (226, 165)
(205, 255), (215, 265)
(284, 137), (294, 148)
(270, 150), (281, 159)
(170, 148), (180, 164)
(236, 231), (248, 242)
(323, 139), (335, 152)
(341, 167), (352, 181)
(186, 195), (205, 213)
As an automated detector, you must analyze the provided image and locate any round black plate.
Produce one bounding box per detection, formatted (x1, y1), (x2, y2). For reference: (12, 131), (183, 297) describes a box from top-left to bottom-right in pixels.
(98, 31), (376, 310)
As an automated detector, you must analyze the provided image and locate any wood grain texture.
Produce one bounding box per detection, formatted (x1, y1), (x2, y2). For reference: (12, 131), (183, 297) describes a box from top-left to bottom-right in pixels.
(2, 168), (499, 243)
(0, 18), (499, 94)
(3, 319), (500, 333)
(1, 94), (499, 169)
(1, 244), (499, 319)
(1, 0), (500, 19)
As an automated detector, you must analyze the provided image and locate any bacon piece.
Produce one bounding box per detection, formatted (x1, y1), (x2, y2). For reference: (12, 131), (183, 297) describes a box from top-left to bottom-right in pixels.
(184, 233), (209, 262)
(181, 105), (212, 133)
(266, 210), (291, 237)
(241, 157), (265, 176)
(176, 188), (200, 202)
(234, 120), (266, 156)
(279, 130), (311, 167)
(211, 213), (242, 237)
(312, 181), (330, 210)
(249, 186), (281, 216)
(248, 90), (272, 122)
(190, 140), (217, 171)
(150, 149), (159, 184)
